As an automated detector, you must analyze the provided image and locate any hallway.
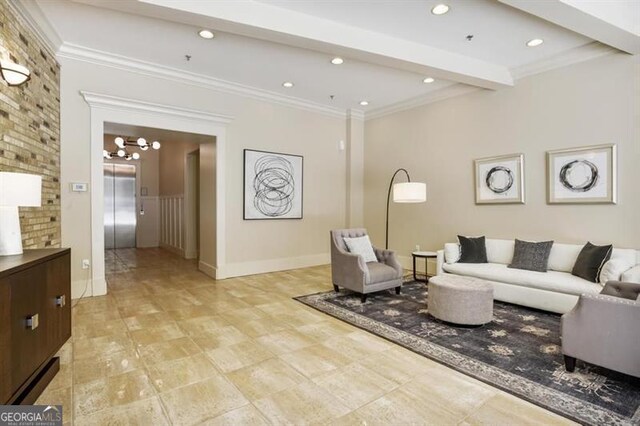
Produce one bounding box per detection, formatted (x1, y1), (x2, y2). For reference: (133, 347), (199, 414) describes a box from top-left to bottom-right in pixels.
(35, 249), (570, 425)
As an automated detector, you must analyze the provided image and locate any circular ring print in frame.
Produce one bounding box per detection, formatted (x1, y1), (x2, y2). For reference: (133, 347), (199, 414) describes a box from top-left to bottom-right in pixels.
(485, 166), (514, 194)
(559, 159), (599, 192)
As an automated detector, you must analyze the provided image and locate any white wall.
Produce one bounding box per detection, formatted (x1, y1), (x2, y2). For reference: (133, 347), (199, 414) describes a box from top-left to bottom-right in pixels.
(60, 57), (347, 295)
(158, 138), (202, 256)
(159, 139), (200, 196)
(364, 53), (640, 268)
(199, 142), (216, 275)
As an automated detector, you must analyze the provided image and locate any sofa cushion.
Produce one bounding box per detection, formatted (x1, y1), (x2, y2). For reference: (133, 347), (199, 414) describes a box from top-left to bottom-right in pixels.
(572, 242), (612, 283)
(442, 262), (601, 296)
(599, 259), (629, 285)
(547, 243), (636, 273)
(444, 243), (460, 264)
(622, 265), (640, 283)
(610, 248), (638, 270)
(508, 239), (553, 272)
(458, 236), (488, 263)
(547, 243), (583, 272)
(600, 281), (640, 300)
(365, 262), (399, 284)
(485, 239), (515, 265)
(343, 235), (377, 263)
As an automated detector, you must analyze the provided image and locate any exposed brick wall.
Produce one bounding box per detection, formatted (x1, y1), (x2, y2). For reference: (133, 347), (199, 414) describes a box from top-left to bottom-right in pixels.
(0, 1), (61, 249)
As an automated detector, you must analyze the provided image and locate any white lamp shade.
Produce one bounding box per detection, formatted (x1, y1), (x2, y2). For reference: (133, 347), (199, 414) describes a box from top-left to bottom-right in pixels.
(393, 182), (426, 203)
(0, 172), (42, 207)
(0, 59), (30, 86)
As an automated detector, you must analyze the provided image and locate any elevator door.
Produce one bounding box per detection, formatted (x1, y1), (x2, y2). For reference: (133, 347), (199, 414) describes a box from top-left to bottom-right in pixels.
(104, 164), (137, 249)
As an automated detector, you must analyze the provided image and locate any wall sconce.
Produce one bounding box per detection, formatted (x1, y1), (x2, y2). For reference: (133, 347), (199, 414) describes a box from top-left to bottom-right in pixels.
(0, 59), (31, 87)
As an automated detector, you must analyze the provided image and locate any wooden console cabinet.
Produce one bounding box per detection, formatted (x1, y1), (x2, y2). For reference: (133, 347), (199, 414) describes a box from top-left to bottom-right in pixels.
(0, 248), (71, 404)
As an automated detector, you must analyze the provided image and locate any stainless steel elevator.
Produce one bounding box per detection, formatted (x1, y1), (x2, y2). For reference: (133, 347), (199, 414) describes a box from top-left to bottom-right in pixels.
(104, 164), (137, 249)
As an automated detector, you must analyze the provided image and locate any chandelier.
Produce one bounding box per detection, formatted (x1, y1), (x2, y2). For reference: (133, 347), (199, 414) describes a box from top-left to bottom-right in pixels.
(103, 136), (161, 160)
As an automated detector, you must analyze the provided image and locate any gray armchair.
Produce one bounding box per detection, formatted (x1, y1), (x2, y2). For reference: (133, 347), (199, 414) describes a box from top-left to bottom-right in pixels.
(330, 229), (403, 303)
(561, 281), (640, 378)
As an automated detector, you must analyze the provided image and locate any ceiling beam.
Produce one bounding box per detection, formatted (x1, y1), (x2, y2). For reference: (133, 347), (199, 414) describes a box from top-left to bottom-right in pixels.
(72, 0), (514, 89)
(499, 0), (640, 54)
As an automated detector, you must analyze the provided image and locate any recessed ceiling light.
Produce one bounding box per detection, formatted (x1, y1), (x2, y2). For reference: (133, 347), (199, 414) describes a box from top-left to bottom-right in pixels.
(198, 29), (215, 39)
(331, 57), (344, 65)
(282, 81), (294, 88)
(431, 4), (449, 15)
(359, 100), (369, 106)
(526, 38), (544, 47)
(423, 77), (435, 84)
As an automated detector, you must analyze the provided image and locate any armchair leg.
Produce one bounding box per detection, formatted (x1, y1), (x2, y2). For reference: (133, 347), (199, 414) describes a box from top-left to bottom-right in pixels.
(564, 355), (576, 372)
(395, 286), (401, 295)
(361, 294), (368, 303)
(333, 284), (339, 293)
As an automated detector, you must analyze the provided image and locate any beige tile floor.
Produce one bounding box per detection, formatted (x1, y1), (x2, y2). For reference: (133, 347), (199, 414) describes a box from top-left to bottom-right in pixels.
(36, 248), (576, 425)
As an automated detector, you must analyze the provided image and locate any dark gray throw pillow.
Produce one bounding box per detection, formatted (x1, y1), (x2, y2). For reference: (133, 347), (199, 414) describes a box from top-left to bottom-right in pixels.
(508, 239), (554, 272)
(458, 236), (488, 263)
(572, 242), (613, 283)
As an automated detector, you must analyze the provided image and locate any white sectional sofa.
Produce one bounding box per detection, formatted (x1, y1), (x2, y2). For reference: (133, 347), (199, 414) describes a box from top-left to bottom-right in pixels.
(436, 239), (640, 314)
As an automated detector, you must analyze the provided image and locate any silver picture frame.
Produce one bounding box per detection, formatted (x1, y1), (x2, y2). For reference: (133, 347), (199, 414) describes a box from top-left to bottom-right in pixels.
(474, 153), (525, 204)
(547, 144), (617, 204)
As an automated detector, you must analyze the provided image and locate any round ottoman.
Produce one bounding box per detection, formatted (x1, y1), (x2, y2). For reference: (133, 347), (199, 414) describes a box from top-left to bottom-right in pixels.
(428, 275), (494, 326)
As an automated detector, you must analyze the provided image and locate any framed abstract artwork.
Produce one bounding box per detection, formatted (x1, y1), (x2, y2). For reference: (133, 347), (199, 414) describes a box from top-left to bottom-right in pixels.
(474, 153), (525, 204)
(547, 144), (617, 204)
(243, 149), (303, 220)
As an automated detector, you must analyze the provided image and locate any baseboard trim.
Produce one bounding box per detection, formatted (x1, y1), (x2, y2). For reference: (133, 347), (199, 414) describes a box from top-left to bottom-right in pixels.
(160, 243), (185, 258)
(198, 260), (217, 279)
(71, 279), (92, 299)
(217, 253), (330, 279)
(184, 250), (198, 260)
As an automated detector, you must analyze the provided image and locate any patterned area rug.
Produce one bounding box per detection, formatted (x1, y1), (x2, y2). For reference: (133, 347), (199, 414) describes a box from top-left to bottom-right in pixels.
(295, 281), (640, 426)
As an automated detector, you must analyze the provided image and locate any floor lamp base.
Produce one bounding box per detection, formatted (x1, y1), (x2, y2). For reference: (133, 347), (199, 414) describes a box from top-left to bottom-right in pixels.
(0, 206), (24, 256)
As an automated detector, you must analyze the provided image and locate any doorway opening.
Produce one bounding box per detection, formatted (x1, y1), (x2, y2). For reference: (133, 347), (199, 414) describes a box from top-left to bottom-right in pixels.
(185, 149), (200, 260)
(103, 163), (137, 250)
(102, 123), (215, 277)
(83, 91), (231, 297)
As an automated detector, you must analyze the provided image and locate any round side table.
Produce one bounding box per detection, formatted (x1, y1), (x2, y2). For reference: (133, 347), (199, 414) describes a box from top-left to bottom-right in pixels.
(412, 251), (437, 283)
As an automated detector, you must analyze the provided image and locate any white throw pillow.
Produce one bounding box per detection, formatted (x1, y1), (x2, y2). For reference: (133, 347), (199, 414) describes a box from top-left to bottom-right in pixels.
(599, 258), (628, 285)
(343, 236), (377, 263)
(444, 243), (461, 264)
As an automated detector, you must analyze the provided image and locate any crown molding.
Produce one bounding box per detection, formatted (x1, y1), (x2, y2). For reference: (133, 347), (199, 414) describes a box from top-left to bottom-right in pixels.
(512, 41), (616, 81)
(60, 43), (347, 119)
(8, 0), (62, 57)
(80, 91), (234, 125)
(54, 39), (615, 124)
(347, 109), (365, 120)
(365, 84), (482, 121)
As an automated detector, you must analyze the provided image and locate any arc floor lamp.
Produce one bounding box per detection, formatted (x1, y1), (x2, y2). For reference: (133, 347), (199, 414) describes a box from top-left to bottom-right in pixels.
(385, 168), (427, 249)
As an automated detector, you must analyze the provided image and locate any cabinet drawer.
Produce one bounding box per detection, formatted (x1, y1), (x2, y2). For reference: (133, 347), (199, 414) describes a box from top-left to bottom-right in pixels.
(45, 253), (71, 354)
(0, 280), (10, 403)
(9, 264), (49, 392)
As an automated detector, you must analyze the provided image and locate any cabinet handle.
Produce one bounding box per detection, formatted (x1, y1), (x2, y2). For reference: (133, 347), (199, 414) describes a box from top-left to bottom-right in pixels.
(56, 295), (66, 307)
(26, 314), (39, 330)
